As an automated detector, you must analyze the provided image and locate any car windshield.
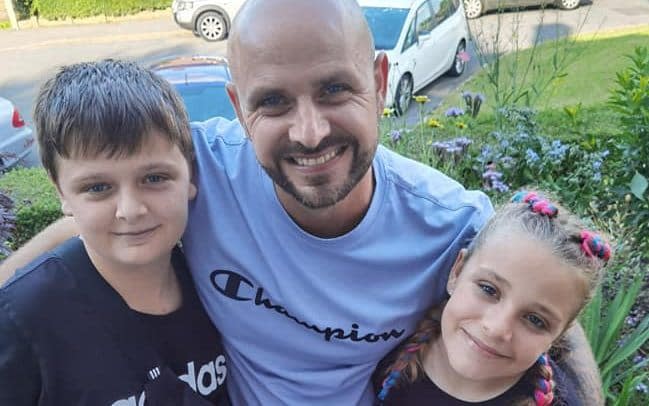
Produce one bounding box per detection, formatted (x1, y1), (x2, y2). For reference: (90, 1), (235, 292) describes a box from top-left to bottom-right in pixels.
(362, 7), (409, 50)
(175, 83), (236, 122)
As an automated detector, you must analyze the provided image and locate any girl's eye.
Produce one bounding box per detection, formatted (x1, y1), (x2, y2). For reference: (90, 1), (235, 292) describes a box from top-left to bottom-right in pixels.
(526, 314), (547, 330)
(478, 283), (498, 297)
(84, 183), (110, 194)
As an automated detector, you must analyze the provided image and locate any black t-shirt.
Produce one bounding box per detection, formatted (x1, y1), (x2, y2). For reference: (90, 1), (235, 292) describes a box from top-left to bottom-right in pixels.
(380, 358), (580, 405)
(0, 237), (229, 405)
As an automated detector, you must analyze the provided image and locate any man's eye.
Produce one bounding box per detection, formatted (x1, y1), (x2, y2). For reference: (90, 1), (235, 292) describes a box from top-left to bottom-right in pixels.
(324, 83), (348, 95)
(526, 314), (547, 330)
(84, 184), (110, 194)
(259, 94), (285, 108)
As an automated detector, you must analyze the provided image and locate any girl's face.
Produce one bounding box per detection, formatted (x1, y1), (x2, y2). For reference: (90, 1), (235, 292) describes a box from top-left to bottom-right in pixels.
(440, 232), (586, 383)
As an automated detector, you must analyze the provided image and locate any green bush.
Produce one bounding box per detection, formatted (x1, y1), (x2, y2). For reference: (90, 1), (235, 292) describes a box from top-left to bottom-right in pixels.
(0, 167), (62, 249)
(29, 0), (169, 20)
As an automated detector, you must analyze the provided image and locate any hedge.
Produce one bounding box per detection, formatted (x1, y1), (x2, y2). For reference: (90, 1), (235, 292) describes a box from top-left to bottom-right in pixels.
(0, 167), (62, 249)
(15, 0), (169, 20)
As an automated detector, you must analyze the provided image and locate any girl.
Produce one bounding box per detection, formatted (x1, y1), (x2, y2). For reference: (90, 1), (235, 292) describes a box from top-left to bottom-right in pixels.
(377, 191), (611, 405)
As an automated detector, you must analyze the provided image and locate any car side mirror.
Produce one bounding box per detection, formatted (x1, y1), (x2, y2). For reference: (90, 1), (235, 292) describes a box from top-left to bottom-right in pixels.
(418, 32), (431, 44)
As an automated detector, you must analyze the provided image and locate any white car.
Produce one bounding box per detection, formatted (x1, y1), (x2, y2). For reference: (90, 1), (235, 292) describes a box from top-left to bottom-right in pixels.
(0, 97), (38, 172)
(360, 0), (470, 115)
(172, 0), (245, 42)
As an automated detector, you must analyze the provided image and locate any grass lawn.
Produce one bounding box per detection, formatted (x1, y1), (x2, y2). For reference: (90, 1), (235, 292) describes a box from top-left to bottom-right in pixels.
(442, 26), (649, 113)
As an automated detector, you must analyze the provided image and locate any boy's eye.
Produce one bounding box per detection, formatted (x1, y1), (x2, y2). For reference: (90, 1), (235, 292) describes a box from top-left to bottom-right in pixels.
(145, 174), (167, 184)
(83, 183), (110, 194)
(525, 314), (548, 330)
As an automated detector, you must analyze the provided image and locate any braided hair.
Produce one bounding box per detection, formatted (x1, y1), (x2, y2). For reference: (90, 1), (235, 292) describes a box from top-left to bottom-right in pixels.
(378, 190), (611, 405)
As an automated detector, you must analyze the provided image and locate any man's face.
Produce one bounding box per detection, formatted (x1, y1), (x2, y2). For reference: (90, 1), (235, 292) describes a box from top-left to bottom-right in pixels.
(228, 19), (387, 209)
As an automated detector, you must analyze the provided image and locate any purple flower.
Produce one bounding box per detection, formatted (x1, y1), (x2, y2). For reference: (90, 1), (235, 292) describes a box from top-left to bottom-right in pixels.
(633, 355), (646, 365)
(445, 107), (465, 117)
(525, 148), (540, 164)
(636, 383), (648, 394)
(390, 130), (402, 143)
(475, 93), (485, 103)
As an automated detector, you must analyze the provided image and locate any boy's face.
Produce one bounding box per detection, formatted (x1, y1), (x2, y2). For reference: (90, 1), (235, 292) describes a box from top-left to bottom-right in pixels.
(55, 131), (196, 272)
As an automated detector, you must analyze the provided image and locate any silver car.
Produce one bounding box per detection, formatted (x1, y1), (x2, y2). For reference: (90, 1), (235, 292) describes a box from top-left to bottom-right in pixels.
(171, 0), (244, 42)
(0, 96), (39, 172)
(463, 0), (582, 19)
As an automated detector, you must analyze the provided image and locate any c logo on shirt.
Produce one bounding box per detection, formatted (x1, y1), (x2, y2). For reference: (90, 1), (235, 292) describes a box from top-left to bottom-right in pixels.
(210, 270), (254, 301)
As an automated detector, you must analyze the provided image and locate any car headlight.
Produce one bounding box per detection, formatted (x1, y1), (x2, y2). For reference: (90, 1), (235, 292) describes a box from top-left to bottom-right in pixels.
(177, 1), (194, 11)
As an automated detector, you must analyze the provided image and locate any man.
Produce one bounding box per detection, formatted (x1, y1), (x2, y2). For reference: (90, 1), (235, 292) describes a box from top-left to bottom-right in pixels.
(0, 0), (602, 405)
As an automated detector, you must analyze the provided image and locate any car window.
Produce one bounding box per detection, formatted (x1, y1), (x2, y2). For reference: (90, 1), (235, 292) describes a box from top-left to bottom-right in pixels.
(175, 84), (236, 122)
(402, 19), (417, 52)
(438, 0), (458, 21)
(362, 7), (410, 50)
(416, 1), (435, 36)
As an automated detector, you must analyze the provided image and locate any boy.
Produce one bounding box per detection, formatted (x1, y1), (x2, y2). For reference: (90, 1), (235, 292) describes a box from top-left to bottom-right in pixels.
(0, 60), (228, 405)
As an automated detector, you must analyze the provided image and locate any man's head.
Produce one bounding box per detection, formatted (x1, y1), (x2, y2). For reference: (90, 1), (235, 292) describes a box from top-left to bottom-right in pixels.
(226, 0), (388, 210)
(34, 59), (194, 184)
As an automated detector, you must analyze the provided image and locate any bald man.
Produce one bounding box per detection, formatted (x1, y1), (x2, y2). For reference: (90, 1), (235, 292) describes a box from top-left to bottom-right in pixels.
(1, 0), (601, 404)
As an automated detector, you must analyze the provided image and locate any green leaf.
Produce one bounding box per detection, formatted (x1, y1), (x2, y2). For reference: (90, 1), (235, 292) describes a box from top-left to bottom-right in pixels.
(630, 172), (648, 201)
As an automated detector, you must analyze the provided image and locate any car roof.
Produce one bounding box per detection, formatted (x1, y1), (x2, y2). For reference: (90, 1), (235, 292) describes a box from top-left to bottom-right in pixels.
(151, 56), (231, 85)
(357, 0), (416, 9)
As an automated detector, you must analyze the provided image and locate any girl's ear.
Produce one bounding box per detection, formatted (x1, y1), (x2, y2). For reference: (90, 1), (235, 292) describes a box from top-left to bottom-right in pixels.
(447, 249), (467, 295)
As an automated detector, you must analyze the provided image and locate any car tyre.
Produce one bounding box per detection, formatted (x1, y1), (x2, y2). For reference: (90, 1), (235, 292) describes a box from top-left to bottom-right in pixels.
(196, 11), (227, 42)
(447, 41), (467, 77)
(556, 0), (580, 10)
(463, 0), (483, 19)
(394, 74), (413, 116)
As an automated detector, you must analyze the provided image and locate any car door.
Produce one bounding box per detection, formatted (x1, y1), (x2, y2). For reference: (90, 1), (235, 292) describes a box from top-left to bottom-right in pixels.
(411, 0), (442, 90)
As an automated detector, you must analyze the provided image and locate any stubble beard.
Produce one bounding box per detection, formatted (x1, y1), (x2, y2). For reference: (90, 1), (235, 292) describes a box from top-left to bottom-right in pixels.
(263, 137), (377, 210)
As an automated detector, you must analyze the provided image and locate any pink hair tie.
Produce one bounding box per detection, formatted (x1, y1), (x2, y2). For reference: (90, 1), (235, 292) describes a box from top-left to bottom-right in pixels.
(511, 191), (558, 218)
(580, 231), (612, 261)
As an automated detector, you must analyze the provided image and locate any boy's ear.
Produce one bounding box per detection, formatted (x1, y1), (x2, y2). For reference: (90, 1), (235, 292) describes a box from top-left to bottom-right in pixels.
(447, 249), (467, 296)
(52, 180), (73, 217)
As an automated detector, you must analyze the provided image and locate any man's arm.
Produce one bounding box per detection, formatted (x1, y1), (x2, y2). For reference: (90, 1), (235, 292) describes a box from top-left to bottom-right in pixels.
(0, 217), (77, 285)
(558, 323), (604, 405)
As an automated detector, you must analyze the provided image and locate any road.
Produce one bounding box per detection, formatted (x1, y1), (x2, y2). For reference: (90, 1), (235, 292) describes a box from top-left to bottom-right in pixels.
(0, 0), (647, 126)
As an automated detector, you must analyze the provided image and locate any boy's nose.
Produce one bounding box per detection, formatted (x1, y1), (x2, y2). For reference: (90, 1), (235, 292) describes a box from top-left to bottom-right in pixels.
(115, 192), (147, 221)
(288, 98), (330, 149)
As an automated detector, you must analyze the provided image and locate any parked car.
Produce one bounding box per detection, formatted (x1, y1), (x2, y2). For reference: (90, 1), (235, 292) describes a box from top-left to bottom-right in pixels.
(0, 96), (39, 172)
(152, 56), (236, 122)
(171, 0), (244, 42)
(463, 0), (582, 19)
(360, 0), (469, 115)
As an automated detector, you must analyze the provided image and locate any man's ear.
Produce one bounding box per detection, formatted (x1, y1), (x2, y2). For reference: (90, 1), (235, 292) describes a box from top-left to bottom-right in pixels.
(447, 249), (467, 295)
(373, 52), (389, 116)
(226, 82), (252, 138)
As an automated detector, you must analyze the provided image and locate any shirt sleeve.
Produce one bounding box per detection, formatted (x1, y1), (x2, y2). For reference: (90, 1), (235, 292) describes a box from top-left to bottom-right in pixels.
(0, 298), (42, 405)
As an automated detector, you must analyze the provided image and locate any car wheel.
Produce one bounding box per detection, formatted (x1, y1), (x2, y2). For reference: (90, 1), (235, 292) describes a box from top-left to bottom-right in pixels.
(556, 0), (580, 10)
(463, 0), (483, 19)
(196, 11), (227, 42)
(447, 41), (467, 77)
(394, 74), (413, 116)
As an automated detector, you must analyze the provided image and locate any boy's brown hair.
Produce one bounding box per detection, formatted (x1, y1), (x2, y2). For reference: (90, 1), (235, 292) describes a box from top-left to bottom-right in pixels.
(34, 59), (193, 184)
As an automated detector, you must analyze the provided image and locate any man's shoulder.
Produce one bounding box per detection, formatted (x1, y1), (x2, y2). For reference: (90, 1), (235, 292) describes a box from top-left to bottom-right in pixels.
(190, 117), (247, 148)
(376, 146), (493, 215)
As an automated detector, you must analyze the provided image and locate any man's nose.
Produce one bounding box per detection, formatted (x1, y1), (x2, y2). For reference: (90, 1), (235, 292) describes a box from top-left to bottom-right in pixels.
(115, 190), (147, 221)
(288, 98), (330, 149)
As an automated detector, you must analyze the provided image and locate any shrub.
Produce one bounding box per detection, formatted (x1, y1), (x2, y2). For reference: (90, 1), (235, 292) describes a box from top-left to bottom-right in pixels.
(28, 0), (169, 20)
(0, 167), (62, 249)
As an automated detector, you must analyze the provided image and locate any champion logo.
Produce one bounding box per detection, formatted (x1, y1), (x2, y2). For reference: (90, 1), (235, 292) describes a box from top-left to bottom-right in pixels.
(210, 270), (406, 343)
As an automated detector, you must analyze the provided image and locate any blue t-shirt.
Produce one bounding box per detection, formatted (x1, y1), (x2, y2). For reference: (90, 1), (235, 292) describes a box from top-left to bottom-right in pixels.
(183, 117), (493, 405)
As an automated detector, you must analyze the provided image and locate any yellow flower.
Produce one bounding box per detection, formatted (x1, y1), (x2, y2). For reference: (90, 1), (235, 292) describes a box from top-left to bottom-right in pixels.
(426, 118), (443, 128)
(456, 121), (467, 129)
(382, 108), (395, 117)
(413, 95), (430, 104)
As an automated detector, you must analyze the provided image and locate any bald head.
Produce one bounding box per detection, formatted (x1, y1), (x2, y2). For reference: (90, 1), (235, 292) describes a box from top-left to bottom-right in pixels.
(227, 0), (375, 81)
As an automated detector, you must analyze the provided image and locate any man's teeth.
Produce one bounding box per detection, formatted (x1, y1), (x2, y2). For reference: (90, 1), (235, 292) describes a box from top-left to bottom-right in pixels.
(294, 150), (338, 167)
